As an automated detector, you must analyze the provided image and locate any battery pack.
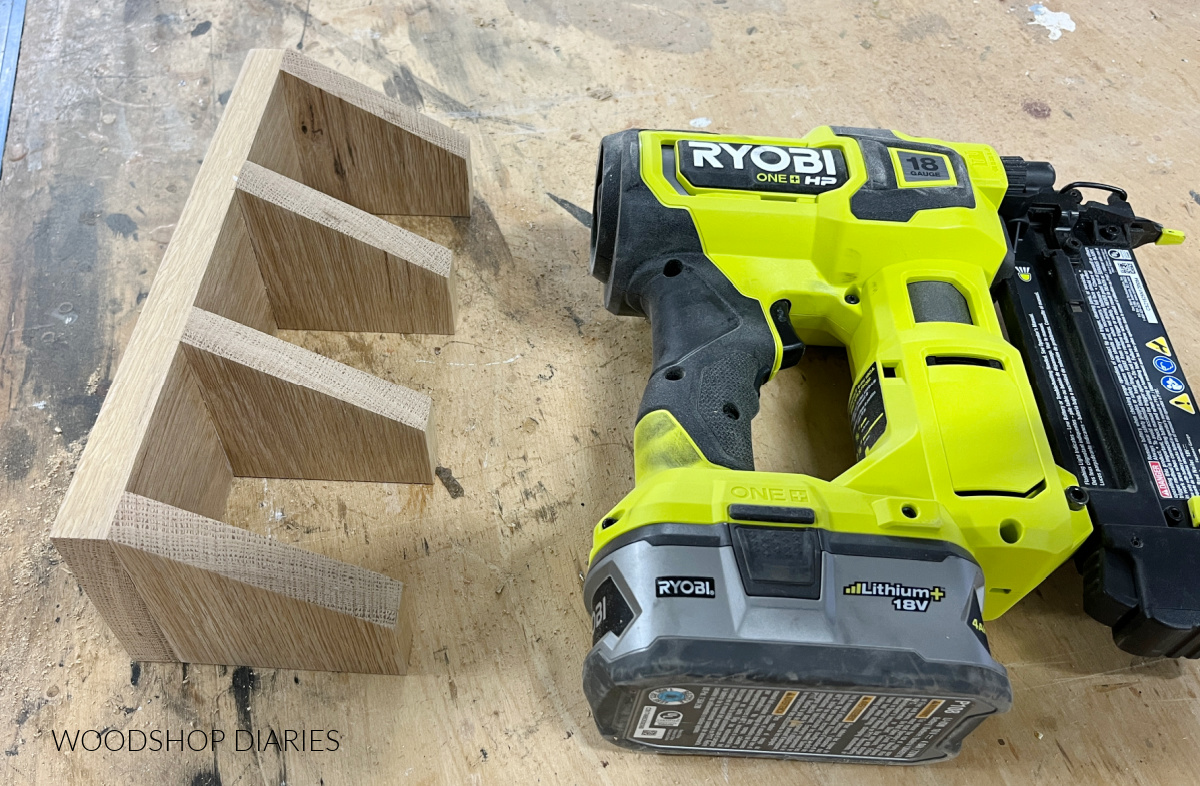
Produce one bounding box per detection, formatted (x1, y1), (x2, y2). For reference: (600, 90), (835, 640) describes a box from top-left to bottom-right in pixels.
(583, 524), (1012, 764)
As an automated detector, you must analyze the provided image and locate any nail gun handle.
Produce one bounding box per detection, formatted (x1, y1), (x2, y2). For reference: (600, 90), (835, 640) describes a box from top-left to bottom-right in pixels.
(631, 253), (780, 471)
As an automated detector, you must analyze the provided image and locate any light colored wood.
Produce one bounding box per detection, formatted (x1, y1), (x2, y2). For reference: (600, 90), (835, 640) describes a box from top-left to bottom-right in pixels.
(46, 49), (291, 669)
(126, 349), (232, 521)
(110, 493), (410, 674)
(246, 66), (305, 185)
(50, 47), (287, 543)
(181, 307), (437, 483)
(46, 47), (464, 676)
(194, 202), (278, 334)
(264, 50), (472, 217)
(237, 161), (456, 333)
(51, 537), (176, 662)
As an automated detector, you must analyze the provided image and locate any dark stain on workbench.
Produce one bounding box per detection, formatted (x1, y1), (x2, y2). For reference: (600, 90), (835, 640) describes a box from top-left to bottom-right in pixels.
(0, 426), (35, 481)
(383, 65), (425, 111)
(230, 667), (259, 730)
(104, 212), (139, 239)
(130, 661), (142, 686)
(404, 4), (484, 94)
(435, 466), (465, 498)
(190, 768), (222, 786)
(564, 306), (585, 336)
(190, 21), (212, 37)
(1023, 99), (1052, 119)
(122, 0), (150, 24)
(24, 180), (110, 443)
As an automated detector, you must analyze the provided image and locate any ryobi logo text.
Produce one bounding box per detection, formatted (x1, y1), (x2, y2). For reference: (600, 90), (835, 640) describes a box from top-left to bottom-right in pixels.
(677, 139), (849, 196)
(656, 576), (717, 599)
(689, 141), (838, 177)
(843, 580), (946, 612)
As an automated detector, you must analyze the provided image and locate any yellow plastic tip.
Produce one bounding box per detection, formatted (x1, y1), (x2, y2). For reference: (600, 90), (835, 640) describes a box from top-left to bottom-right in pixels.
(1157, 228), (1186, 245)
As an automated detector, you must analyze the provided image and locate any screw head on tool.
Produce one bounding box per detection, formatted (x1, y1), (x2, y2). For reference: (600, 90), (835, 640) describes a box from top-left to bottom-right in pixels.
(1065, 486), (1089, 511)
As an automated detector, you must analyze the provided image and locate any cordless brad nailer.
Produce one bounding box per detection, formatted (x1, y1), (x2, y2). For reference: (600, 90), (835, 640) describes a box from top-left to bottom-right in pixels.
(582, 127), (1193, 763)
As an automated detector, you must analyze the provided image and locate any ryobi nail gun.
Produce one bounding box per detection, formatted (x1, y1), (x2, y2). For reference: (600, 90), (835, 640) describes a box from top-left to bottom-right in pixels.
(582, 127), (1191, 764)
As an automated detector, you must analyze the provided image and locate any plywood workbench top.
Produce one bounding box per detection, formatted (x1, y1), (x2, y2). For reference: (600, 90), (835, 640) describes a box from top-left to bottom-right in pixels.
(1, 1), (1199, 783)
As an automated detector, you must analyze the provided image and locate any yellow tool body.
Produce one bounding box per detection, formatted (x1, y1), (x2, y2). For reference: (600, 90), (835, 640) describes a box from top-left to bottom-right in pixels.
(582, 125), (1190, 764)
(591, 127), (1090, 619)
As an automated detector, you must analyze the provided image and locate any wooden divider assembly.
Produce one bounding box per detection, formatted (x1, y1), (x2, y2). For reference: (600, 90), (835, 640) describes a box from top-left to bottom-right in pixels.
(49, 49), (470, 674)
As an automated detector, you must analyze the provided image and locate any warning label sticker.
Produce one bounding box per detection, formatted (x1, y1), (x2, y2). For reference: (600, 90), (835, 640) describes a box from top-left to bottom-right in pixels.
(624, 684), (975, 761)
(1025, 289), (1106, 486)
(1148, 336), (1172, 357)
(1079, 247), (1200, 498)
(848, 363), (887, 461)
(1171, 393), (1196, 415)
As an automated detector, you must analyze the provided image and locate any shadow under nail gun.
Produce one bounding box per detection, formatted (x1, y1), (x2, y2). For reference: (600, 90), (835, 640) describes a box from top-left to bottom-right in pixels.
(581, 126), (1190, 764)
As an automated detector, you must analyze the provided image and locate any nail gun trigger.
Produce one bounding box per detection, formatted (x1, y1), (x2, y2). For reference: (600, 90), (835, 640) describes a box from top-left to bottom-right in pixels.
(769, 299), (806, 371)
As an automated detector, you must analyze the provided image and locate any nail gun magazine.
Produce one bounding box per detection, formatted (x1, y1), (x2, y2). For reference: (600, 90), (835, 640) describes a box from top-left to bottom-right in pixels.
(580, 127), (1191, 763)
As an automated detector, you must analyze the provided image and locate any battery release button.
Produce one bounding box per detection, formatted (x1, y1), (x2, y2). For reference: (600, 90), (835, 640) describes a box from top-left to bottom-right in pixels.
(730, 525), (822, 600)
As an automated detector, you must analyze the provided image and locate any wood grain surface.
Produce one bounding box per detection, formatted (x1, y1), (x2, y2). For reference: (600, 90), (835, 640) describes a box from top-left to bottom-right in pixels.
(237, 162), (457, 334)
(1, 1), (1199, 784)
(110, 493), (411, 675)
(182, 308), (437, 484)
(45, 46), (451, 679)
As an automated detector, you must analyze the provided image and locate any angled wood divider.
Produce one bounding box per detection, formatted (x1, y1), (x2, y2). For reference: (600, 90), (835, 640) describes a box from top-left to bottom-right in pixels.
(50, 49), (470, 674)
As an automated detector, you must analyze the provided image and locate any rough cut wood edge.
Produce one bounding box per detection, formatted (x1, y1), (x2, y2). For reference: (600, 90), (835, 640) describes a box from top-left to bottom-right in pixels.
(53, 536), (177, 661)
(236, 161), (456, 334)
(181, 307), (437, 483)
(267, 50), (471, 216)
(51, 48), (288, 543)
(110, 493), (410, 673)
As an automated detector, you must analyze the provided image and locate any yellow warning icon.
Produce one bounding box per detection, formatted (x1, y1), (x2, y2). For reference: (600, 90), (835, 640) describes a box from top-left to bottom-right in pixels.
(1171, 393), (1195, 415)
(1147, 336), (1172, 356)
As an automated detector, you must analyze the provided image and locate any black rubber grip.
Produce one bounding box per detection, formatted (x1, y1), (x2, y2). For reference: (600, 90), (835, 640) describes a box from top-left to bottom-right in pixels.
(728, 504), (817, 524)
(629, 253), (777, 471)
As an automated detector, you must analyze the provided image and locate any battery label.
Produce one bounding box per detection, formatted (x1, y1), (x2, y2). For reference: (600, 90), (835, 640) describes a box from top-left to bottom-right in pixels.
(625, 684), (974, 761)
(1078, 247), (1200, 498)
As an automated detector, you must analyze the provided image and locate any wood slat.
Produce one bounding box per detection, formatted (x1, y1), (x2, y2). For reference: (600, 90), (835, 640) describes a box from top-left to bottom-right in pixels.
(236, 161), (456, 334)
(264, 50), (472, 216)
(181, 307), (437, 484)
(111, 493), (410, 674)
